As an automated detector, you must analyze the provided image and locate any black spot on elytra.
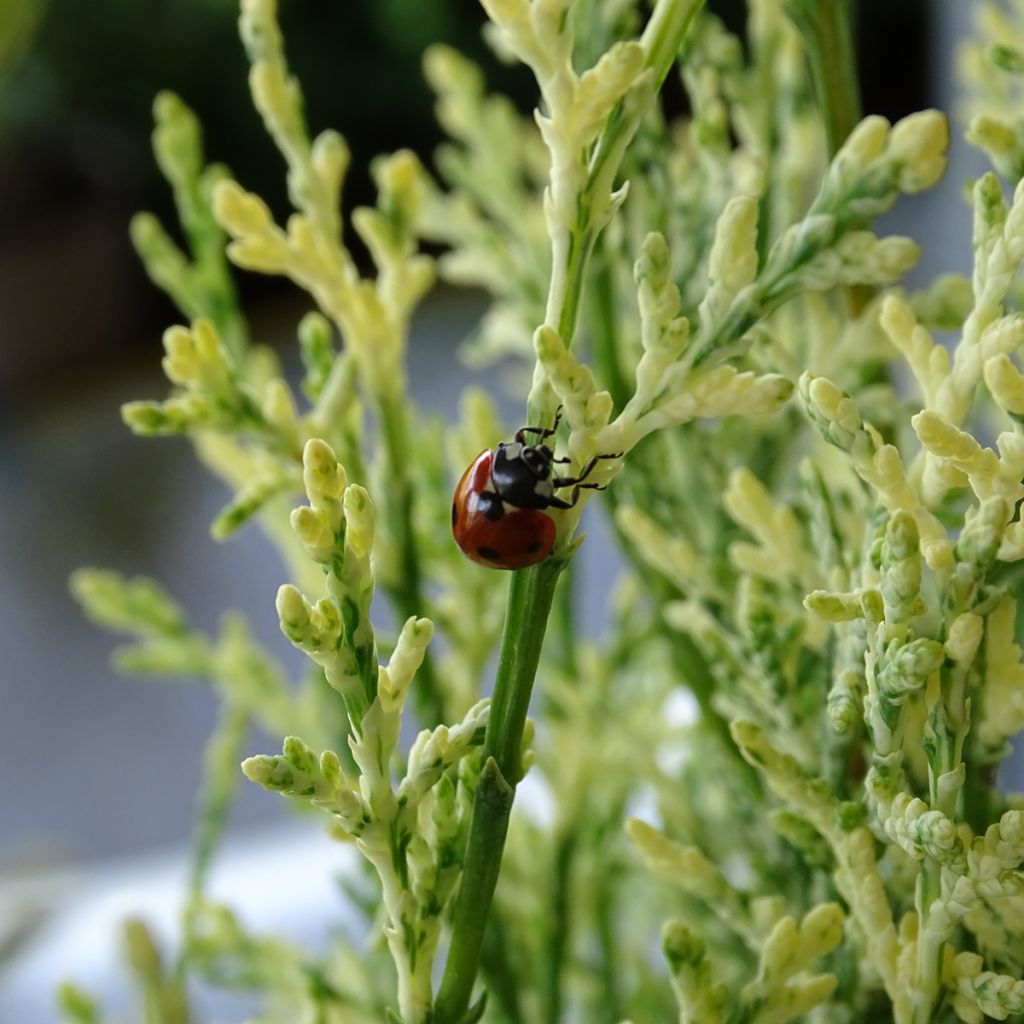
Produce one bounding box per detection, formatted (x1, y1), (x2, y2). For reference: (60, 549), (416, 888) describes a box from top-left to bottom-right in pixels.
(451, 502), (458, 528)
(477, 546), (502, 562)
(526, 540), (542, 553)
(479, 492), (505, 521)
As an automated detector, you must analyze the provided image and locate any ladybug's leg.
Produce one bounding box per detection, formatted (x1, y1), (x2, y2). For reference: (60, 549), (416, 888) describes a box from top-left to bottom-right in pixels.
(544, 480), (609, 510)
(551, 450), (623, 489)
(543, 492), (576, 510)
(514, 407), (563, 446)
(515, 425), (552, 445)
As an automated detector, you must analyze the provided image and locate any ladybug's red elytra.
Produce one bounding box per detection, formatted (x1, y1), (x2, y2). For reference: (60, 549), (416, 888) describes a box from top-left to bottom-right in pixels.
(451, 411), (619, 570)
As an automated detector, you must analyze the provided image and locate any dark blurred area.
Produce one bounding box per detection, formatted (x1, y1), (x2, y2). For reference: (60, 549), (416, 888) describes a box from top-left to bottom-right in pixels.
(0, 0), (510, 392)
(0, 0), (928, 395)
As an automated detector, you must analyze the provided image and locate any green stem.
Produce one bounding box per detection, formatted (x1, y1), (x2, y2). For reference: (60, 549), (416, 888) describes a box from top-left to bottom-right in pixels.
(377, 393), (445, 725)
(641, 0), (705, 92)
(790, 0), (870, 315)
(190, 194), (250, 364)
(554, 0), (705, 347)
(552, 228), (597, 346)
(914, 654), (971, 1023)
(434, 558), (565, 1023)
(912, 858), (943, 1024)
(187, 702), (248, 896)
(583, 0), (705, 210)
(478, 915), (525, 1024)
(543, 826), (577, 1024)
(550, 559), (579, 683)
(588, 244), (631, 413)
(594, 879), (622, 1023)
(789, 0), (861, 159)
(175, 701), (248, 981)
(962, 655), (995, 835)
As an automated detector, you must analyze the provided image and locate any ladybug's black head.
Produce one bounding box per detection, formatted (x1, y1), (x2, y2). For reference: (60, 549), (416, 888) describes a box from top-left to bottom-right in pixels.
(490, 441), (556, 510)
(520, 443), (554, 478)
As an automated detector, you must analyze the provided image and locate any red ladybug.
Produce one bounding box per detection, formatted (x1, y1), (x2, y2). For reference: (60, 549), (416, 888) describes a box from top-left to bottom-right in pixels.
(452, 411), (618, 570)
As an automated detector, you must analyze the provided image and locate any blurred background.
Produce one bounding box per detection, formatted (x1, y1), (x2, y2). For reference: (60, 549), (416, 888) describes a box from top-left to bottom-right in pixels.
(0, 0), (991, 1017)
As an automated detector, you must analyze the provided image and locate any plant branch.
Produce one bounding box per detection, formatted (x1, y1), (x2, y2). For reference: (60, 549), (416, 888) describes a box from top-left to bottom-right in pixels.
(589, 243), (631, 413)
(789, 0), (861, 158)
(187, 701), (248, 897)
(543, 825), (577, 1024)
(548, 0), (706, 352)
(434, 557), (565, 1023)
(436, 6), (705, 1019)
(377, 393), (446, 726)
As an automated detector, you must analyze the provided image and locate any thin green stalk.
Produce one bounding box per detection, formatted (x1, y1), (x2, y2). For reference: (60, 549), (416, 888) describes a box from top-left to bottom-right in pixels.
(641, 0), (704, 93)
(553, 227), (597, 346)
(789, 0), (868, 316)
(311, 354), (369, 486)
(434, 558), (565, 1023)
(589, 244), (631, 413)
(186, 191), (250, 364)
(126, 922), (190, 1024)
(478, 915), (525, 1024)
(552, 0), (706, 348)
(912, 858), (943, 1024)
(543, 825), (577, 1024)
(915, 654), (971, 1023)
(550, 559), (579, 684)
(377, 393), (446, 725)
(750, 2), (781, 271)
(584, 0), (705, 208)
(175, 701), (248, 981)
(789, 0), (861, 159)
(594, 879), (622, 1023)
(187, 702), (249, 896)
(962, 653), (995, 835)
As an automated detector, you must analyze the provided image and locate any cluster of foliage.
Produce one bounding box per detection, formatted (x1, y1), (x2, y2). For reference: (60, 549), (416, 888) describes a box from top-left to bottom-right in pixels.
(63, 0), (1024, 1021)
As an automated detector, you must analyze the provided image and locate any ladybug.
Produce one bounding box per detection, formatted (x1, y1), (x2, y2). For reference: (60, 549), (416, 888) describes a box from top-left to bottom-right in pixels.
(452, 410), (619, 569)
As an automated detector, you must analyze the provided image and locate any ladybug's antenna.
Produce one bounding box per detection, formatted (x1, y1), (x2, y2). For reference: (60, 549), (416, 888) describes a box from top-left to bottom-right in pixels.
(514, 407), (563, 447)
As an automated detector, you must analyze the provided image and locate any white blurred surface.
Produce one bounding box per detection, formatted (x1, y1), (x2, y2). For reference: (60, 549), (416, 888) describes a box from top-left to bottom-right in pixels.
(0, 824), (358, 1022)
